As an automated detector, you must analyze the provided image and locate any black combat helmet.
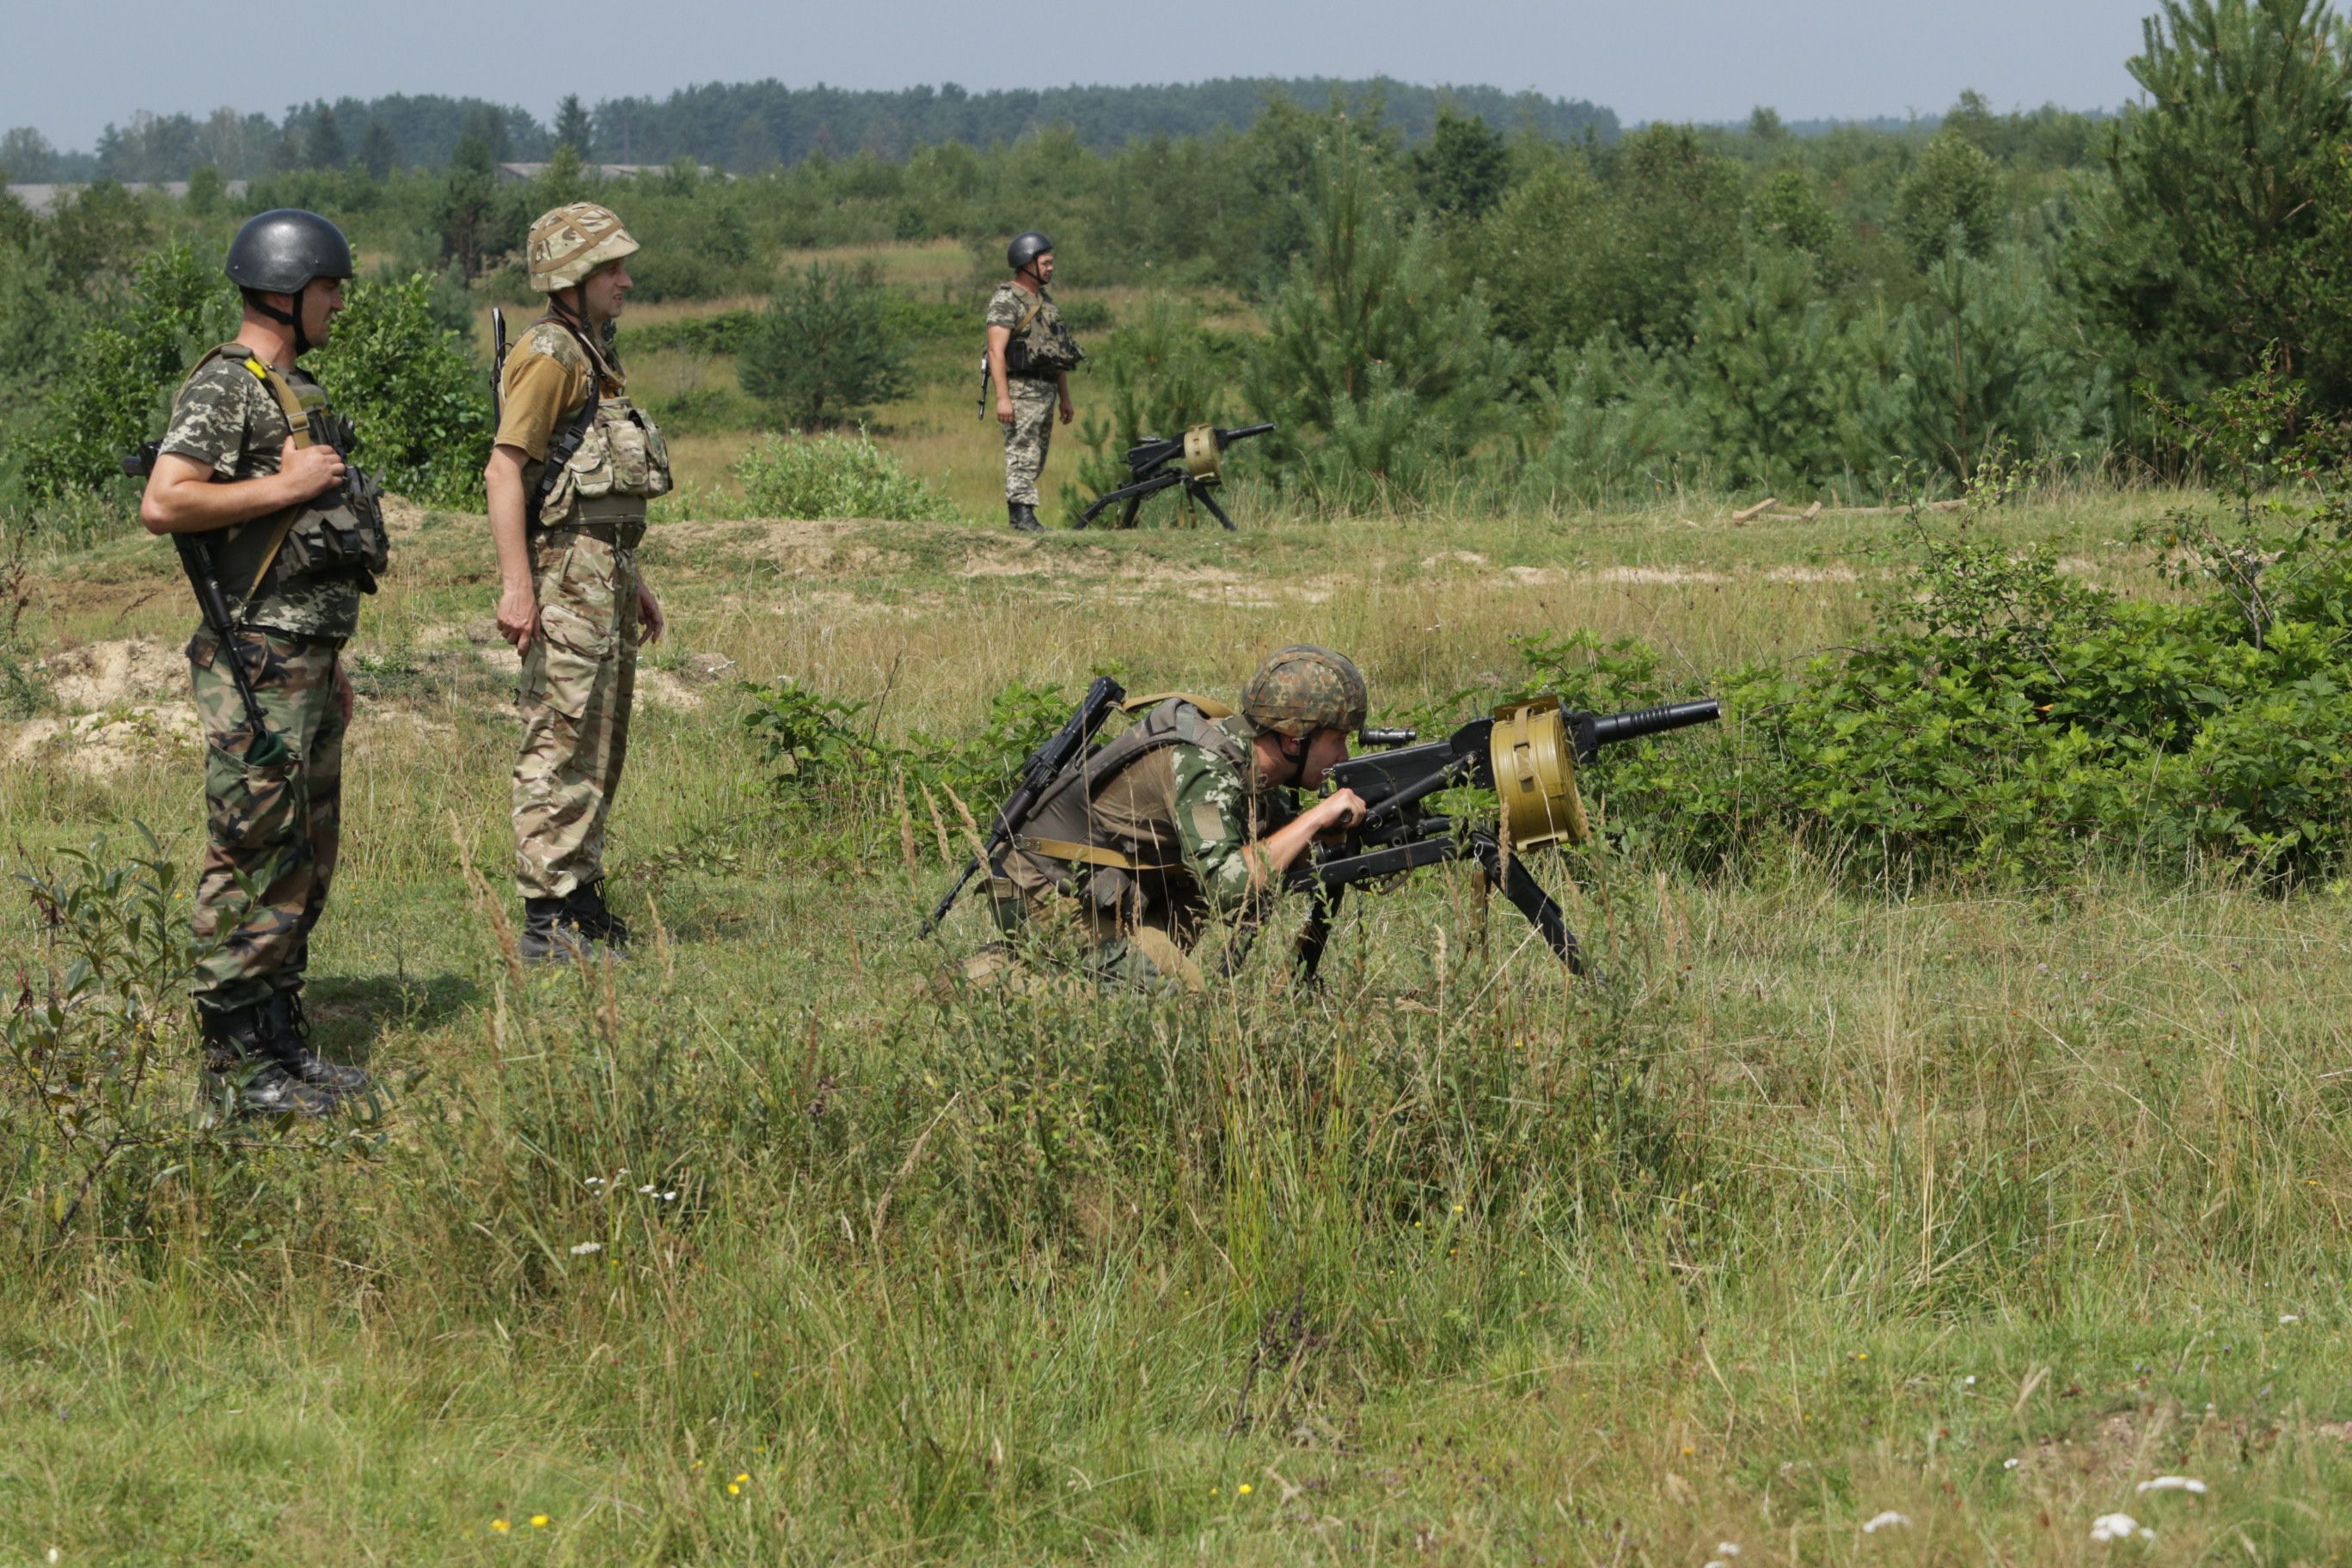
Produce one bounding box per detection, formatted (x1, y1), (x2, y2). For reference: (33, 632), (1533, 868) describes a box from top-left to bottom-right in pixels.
(1007, 230), (1053, 273)
(225, 210), (353, 352)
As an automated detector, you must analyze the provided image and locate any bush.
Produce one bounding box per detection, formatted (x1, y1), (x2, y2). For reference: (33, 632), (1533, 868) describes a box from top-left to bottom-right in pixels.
(737, 263), (912, 427)
(732, 429), (957, 521)
(19, 240), (236, 502)
(315, 272), (494, 506)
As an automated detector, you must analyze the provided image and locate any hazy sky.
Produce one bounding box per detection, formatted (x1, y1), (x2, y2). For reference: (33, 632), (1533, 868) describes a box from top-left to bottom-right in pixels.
(9, 0), (2159, 150)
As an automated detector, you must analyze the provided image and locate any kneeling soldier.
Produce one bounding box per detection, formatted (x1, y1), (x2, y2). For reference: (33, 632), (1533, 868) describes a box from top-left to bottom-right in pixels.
(990, 646), (1371, 988)
(138, 210), (388, 1115)
(484, 202), (671, 961)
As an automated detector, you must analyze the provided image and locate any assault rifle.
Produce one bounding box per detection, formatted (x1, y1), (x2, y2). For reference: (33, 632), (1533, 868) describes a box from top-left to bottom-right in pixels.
(491, 307), (507, 422)
(920, 674), (1129, 936)
(1279, 697), (1721, 980)
(120, 443), (292, 769)
(1078, 421), (1274, 530)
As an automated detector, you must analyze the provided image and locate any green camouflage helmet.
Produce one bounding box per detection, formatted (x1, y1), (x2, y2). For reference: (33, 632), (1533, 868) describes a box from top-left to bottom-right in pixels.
(1241, 645), (1369, 738)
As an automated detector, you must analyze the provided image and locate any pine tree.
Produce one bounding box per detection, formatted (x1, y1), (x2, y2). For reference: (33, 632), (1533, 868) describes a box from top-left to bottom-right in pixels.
(306, 105), (345, 170)
(1245, 129), (1518, 507)
(359, 119), (396, 181)
(554, 95), (593, 159)
(2071, 0), (2352, 414)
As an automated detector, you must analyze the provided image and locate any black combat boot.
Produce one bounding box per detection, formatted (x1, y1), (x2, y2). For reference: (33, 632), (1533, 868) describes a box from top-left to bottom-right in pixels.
(267, 990), (372, 1095)
(520, 896), (587, 962)
(1008, 500), (1043, 534)
(196, 1001), (338, 1119)
(562, 877), (631, 948)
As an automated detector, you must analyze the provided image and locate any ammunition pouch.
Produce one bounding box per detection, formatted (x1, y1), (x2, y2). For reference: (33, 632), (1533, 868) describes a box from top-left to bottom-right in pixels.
(273, 464), (389, 594)
(536, 395), (671, 531)
(1002, 296), (1086, 379)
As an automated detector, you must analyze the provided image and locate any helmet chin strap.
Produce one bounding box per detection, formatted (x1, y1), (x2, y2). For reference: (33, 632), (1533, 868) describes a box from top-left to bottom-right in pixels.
(252, 281), (313, 356)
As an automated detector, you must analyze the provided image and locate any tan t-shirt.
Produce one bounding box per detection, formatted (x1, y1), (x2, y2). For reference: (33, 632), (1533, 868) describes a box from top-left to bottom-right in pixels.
(494, 319), (622, 459)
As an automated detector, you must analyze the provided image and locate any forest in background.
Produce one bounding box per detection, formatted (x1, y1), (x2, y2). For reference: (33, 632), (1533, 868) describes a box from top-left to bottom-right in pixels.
(1, 0), (2343, 523)
(0, 77), (1618, 183)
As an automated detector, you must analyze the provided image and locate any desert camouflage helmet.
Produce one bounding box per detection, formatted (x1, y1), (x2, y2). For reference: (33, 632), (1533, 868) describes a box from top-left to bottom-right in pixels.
(528, 202), (640, 292)
(1240, 645), (1369, 738)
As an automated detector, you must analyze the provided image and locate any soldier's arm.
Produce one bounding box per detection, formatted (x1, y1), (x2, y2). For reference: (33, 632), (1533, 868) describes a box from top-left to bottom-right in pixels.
(1175, 755), (1358, 912)
(986, 324), (1014, 421)
(139, 441), (343, 536)
(486, 444), (538, 651)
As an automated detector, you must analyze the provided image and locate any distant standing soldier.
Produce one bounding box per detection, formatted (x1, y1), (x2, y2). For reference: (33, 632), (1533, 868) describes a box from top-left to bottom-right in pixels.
(137, 209), (387, 1115)
(985, 230), (1084, 532)
(983, 646), (1371, 989)
(483, 202), (671, 961)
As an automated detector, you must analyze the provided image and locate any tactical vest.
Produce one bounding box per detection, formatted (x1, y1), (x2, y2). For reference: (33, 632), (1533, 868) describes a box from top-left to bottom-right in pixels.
(530, 318), (671, 546)
(1001, 290), (1086, 379)
(181, 342), (389, 609)
(1010, 696), (1250, 903)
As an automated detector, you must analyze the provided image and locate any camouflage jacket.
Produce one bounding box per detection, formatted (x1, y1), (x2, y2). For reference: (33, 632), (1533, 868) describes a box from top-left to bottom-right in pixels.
(159, 356), (363, 641)
(985, 284), (1081, 377)
(1007, 701), (1291, 918)
(1167, 714), (1292, 914)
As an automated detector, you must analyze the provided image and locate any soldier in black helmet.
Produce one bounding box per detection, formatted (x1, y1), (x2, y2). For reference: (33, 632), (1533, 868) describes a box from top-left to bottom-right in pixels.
(136, 209), (388, 1117)
(984, 230), (1084, 532)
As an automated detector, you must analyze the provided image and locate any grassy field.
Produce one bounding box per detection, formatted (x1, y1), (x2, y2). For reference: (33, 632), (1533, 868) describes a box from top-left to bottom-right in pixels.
(3, 478), (2350, 1565)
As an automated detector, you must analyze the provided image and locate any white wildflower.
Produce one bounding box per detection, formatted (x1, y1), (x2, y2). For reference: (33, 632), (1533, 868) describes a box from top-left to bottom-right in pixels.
(569, 1241), (603, 1255)
(1860, 1511), (1910, 1534)
(2135, 1476), (2206, 1495)
(1714, 1547), (1740, 1559)
(2091, 1512), (2152, 1543)
(2003, 1458), (2020, 1471)
(2279, 1314), (2300, 1324)
(638, 1184), (658, 1195)
(662, 1191), (678, 1202)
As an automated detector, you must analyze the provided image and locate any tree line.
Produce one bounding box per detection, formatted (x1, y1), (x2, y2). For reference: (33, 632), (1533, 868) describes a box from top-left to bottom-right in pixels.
(2, 0), (2341, 518)
(1, 77), (1616, 185)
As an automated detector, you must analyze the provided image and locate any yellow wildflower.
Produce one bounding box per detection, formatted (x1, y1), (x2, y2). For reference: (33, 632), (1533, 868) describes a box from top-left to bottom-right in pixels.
(530, 1516), (549, 1528)
(491, 1519), (511, 1534)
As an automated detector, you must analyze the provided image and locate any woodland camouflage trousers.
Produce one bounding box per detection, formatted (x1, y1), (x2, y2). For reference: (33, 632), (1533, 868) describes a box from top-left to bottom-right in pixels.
(188, 629), (344, 1011)
(1002, 377), (1058, 505)
(513, 527), (640, 900)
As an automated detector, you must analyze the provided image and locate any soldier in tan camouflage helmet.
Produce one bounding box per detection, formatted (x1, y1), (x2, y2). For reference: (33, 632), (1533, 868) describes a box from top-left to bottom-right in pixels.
(138, 209), (388, 1117)
(980, 646), (1370, 989)
(985, 231), (1082, 533)
(483, 201), (671, 961)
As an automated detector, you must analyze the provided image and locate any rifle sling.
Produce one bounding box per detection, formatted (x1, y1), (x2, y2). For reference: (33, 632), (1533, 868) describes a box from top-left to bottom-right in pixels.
(1015, 836), (1176, 873)
(173, 345), (323, 611)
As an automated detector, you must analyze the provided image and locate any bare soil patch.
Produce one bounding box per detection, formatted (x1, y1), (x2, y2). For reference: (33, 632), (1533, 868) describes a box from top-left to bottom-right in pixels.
(35, 638), (186, 711)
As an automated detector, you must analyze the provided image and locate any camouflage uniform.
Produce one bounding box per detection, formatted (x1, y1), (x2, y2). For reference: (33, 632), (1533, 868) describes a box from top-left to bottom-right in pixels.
(499, 319), (670, 901)
(997, 701), (1293, 988)
(987, 283), (1066, 505)
(161, 356), (369, 1012)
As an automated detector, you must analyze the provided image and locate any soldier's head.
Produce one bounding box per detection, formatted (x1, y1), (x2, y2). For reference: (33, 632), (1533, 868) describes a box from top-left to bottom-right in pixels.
(1242, 644), (1369, 787)
(530, 201), (640, 326)
(225, 209), (352, 355)
(1008, 230), (1054, 287)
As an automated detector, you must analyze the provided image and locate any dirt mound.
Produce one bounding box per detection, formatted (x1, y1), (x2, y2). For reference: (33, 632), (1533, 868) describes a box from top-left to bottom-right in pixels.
(36, 639), (185, 711)
(6, 704), (200, 779)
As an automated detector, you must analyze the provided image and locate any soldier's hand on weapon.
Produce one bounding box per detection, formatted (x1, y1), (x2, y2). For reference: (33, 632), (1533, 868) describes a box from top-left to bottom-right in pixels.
(497, 584), (540, 652)
(636, 582), (665, 646)
(279, 435), (346, 504)
(1307, 787), (1369, 835)
(996, 395), (1015, 426)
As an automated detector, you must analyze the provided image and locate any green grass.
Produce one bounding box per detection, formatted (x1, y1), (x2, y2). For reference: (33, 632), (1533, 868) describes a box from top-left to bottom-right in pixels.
(3, 489), (2349, 1563)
